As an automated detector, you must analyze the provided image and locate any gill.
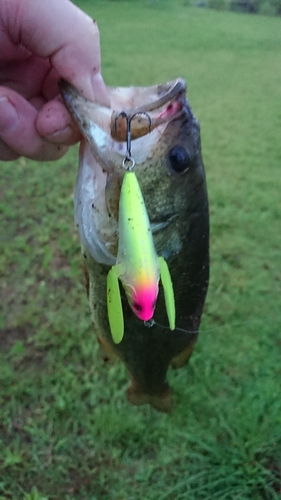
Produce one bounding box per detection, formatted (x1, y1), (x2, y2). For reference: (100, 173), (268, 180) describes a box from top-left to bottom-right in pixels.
(106, 111), (175, 344)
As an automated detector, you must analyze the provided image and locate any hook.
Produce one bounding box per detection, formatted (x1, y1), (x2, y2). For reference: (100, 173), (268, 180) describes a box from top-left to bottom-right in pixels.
(114, 111), (152, 170)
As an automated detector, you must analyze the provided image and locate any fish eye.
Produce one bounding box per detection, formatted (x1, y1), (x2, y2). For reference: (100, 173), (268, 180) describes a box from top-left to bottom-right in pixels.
(133, 303), (143, 312)
(168, 146), (191, 173)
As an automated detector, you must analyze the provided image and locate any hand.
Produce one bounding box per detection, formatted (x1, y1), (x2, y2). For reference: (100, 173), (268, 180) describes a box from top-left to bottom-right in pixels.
(0, 0), (109, 161)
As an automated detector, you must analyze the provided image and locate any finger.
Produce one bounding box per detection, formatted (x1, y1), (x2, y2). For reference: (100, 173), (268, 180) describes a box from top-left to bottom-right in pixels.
(5, 0), (110, 106)
(42, 67), (62, 101)
(0, 138), (20, 161)
(0, 54), (50, 99)
(0, 87), (68, 161)
(36, 98), (81, 146)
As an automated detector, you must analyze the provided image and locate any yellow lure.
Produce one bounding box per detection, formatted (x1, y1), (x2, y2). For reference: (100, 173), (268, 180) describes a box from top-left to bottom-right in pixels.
(107, 171), (175, 343)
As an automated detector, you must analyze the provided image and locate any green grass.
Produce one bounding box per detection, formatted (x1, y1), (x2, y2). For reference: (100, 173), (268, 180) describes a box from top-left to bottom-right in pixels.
(1, 1), (281, 498)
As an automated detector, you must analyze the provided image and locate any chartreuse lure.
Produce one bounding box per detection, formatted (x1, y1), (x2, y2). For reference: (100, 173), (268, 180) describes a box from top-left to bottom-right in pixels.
(107, 170), (175, 344)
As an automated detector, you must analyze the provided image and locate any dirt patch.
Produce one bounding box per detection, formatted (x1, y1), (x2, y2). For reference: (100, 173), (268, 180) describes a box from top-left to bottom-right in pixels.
(0, 324), (47, 371)
(0, 325), (31, 353)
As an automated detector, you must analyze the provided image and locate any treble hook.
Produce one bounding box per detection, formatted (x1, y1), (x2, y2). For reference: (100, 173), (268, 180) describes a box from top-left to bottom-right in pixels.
(114, 111), (152, 170)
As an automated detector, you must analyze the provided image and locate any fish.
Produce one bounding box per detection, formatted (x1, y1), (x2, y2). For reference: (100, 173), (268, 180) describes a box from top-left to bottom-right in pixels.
(59, 78), (209, 412)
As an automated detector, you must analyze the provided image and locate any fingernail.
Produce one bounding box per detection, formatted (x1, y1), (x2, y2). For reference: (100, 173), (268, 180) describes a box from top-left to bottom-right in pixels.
(0, 97), (18, 132)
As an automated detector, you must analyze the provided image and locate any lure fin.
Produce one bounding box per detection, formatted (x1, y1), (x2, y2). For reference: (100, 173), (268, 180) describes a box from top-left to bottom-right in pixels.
(107, 265), (124, 344)
(159, 256), (175, 330)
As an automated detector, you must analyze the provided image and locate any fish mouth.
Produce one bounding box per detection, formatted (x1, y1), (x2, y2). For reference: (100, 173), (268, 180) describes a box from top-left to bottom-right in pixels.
(110, 79), (186, 141)
(59, 78), (187, 144)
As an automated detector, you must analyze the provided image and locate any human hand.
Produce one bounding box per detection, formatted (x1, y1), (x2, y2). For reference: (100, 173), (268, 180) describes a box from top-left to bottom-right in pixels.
(0, 0), (109, 161)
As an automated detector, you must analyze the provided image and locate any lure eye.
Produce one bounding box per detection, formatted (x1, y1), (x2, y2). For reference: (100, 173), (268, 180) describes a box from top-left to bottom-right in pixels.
(133, 302), (143, 312)
(168, 146), (191, 173)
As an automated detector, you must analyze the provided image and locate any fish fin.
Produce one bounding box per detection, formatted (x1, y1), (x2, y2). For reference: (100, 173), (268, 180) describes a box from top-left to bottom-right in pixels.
(159, 256), (175, 330)
(171, 340), (197, 368)
(127, 383), (172, 413)
(107, 265), (124, 344)
(150, 214), (179, 233)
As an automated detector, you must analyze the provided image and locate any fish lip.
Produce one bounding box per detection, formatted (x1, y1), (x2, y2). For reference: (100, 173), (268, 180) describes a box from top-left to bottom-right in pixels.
(59, 77), (186, 111)
(117, 78), (187, 114)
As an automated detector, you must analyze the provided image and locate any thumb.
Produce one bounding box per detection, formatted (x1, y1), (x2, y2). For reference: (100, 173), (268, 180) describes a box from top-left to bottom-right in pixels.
(4, 0), (110, 106)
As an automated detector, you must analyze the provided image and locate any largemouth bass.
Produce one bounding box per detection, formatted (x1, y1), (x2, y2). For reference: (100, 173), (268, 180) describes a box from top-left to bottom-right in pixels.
(60, 78), (209, 412)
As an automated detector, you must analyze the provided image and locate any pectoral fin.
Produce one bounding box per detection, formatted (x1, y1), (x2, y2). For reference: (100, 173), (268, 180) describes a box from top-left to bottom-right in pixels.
(159, 257), (175, 330)
(107, 265), (124, 344)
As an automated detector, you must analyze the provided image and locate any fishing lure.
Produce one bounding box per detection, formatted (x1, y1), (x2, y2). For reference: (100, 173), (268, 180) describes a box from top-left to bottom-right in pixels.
(107, 170), (175, 344)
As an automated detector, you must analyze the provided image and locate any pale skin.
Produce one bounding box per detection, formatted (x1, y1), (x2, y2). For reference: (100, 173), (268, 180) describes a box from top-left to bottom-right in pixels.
(0, 0), (110, 161)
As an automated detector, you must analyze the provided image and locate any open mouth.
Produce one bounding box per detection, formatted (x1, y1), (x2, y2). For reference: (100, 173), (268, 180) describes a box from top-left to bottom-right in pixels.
(110, 79), (186, 141)
(59, 78), (187, 143)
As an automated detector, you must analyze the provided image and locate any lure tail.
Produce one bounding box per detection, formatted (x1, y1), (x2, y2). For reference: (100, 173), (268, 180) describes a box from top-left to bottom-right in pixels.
(159, 256), (175, 331)
(107, 265), (124, 344)
(107, 256), (175, 343)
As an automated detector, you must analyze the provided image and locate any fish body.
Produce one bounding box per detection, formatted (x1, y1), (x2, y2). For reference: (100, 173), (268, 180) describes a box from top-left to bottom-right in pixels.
(60, 78), (209, 412)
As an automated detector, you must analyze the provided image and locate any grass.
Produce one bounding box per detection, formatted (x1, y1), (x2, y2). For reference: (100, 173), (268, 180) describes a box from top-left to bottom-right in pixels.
(1, 1), (281, 498)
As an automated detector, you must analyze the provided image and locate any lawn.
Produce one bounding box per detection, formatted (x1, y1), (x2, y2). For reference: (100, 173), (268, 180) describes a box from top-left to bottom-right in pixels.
(0, 1), (281, 498)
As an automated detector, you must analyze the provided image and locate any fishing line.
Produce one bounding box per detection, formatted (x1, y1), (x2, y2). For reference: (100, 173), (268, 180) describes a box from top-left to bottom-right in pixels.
(144, 314), (281, 335)
(144, 318), (198, 335)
